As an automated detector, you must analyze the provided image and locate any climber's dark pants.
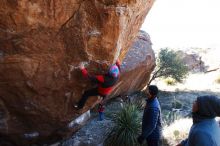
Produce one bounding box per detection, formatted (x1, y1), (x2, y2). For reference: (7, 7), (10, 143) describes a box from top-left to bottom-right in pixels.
(77, 88), (105, 109)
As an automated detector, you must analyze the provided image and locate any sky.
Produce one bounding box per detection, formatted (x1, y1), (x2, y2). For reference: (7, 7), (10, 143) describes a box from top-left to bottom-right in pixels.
(141, 0), (220, 50)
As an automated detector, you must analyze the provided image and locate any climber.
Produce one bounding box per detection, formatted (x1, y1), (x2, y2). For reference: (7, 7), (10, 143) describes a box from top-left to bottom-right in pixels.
(74, 59), (121, 110)
(98, 103), (105, 121)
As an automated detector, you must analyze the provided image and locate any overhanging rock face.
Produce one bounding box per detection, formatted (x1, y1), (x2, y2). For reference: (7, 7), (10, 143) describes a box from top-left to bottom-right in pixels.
(110, 30), (155, 98)
(0, 0), (155, 145)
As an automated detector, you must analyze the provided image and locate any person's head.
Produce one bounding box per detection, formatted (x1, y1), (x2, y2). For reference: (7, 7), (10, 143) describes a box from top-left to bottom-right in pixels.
(108, 64), (119, 78)
(99, 103), (104, 108)
(146, 85), (158, 99)
(193, 95), (220, 118)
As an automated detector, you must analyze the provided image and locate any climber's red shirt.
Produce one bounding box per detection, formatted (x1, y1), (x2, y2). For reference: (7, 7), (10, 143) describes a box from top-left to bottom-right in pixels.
(81, 62), (120, 96)
(98, 105), (105, 112)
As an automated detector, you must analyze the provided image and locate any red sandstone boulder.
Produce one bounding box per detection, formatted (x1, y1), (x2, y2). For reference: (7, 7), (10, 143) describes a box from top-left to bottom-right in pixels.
(0, 0), (155, 145)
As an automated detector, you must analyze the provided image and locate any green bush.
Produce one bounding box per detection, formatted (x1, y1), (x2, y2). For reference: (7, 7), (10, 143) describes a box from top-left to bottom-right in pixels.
(104, 104), (141, 146)
(148, 48), (189, 86)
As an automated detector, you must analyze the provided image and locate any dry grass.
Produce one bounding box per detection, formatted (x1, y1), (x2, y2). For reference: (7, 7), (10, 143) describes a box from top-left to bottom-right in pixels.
(216, 75), (220, 84)
(154, 72), (220, 93)
(162, 118), (192, 146)
(164, 77), (176, 86)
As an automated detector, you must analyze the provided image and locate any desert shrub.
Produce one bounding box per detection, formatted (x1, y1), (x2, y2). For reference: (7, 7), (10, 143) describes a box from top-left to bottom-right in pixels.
(163, 110), (178, 125)
(104, 104), (141, 146)
(173, 130), (180, 139)
(172, 100), (182, 109)
(164, 77), (177, 86)
(148, 48), (189, 86)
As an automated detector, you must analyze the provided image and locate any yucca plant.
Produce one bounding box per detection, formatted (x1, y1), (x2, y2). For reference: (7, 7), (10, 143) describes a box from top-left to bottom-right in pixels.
(104, 104), (141, 146)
